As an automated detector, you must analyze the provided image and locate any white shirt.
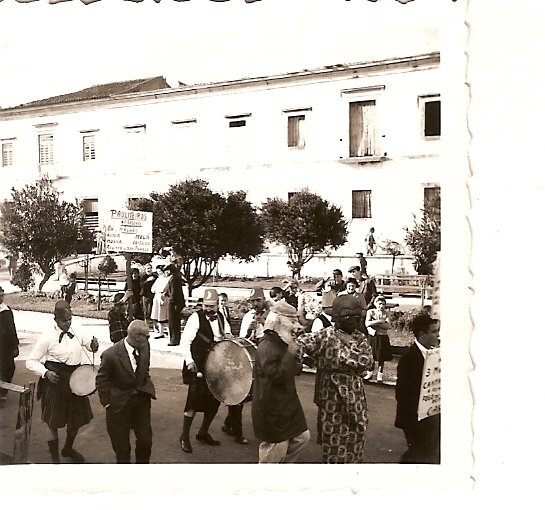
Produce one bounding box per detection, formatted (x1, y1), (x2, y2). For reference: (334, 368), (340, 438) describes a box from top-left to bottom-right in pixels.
(414, 338), (436, 358)
(239, 308), (269, 339)
(311, 312), (333, 333)
(124, 338), (138, 372)
(26, 320), (94, 378)
(180, 311), (231, 366)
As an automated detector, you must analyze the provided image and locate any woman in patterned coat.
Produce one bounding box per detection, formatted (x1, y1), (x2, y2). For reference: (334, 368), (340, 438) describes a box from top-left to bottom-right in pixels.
(296, 294), (373, 463)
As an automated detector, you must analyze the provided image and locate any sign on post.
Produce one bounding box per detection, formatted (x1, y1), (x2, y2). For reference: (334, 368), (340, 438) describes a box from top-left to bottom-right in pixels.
(105, 209), (153, 254)
(417, 347), (440, 421)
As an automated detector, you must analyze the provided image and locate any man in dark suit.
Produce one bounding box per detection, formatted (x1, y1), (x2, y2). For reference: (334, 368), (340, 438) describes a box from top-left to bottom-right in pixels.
(96, 320), (156, 463)
(165, 263), (186, 346)
(394, 313), (440, 464)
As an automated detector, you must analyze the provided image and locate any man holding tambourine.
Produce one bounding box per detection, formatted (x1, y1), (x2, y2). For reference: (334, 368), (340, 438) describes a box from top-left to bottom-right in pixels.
(26, 300), (98, 463)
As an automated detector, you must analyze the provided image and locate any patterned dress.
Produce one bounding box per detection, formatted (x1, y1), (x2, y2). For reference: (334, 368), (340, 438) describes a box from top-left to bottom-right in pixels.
(297, 326), (373, 463)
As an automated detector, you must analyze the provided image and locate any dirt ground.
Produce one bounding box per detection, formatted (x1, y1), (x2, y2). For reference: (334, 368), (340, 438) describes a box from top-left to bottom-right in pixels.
(1, 361), (407, 465)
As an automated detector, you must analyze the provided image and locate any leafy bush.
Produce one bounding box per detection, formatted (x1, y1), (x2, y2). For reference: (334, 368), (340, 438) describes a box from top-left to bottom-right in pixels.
(389, 307), (426, 333)
(11, 262), (34, 291)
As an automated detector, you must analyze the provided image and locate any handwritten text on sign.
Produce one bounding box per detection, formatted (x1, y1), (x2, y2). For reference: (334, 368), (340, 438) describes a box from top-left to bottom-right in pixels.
(417, 347), (440, 421)
(105, 209), (152, 254)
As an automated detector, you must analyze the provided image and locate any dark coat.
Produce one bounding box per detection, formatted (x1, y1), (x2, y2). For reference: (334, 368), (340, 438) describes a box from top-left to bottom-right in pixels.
(0, 307), (19, 378)
(165, 271), (185, 308)
(395, 342), (440, 462)
(252, 330), (307, 443)
(96, 339), (156, 413)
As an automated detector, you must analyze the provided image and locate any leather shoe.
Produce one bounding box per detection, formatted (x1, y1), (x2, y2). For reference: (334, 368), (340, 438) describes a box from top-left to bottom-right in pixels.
(196, 432), (220, 446)
(222, 424), (234, 436)
(235, 436), (249, 445)
(180, 437), (193, 453)
(61, 448), (85, 463)
(167, 342), (180, 346)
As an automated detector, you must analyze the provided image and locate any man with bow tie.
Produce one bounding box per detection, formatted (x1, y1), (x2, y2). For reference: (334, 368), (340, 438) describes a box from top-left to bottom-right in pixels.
(178, 288), (232, 453)
(26, 300), (99, 463)
(96, 320), (156, 463)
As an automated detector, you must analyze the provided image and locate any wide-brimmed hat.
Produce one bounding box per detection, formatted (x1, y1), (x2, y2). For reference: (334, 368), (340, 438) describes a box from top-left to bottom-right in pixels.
(113, 292), (126, 304)
(269, 301), (298, 318)
(202, 288), (219, 305)
(54, 300), (72, 321)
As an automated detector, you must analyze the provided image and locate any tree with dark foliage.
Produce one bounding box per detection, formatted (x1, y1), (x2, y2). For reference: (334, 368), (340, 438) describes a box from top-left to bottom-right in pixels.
(0, 178), (85, 291)
(261, 189), (348, 278)
(130, 179), (263, 296)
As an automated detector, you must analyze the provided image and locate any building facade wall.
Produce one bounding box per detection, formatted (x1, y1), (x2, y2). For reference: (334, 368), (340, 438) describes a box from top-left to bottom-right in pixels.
(0, 53), (441, 267)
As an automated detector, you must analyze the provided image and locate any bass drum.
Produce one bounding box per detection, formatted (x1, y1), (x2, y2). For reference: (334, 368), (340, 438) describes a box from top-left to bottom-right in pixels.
(69, 365), (97, 397)
(205, 338), (257, 406)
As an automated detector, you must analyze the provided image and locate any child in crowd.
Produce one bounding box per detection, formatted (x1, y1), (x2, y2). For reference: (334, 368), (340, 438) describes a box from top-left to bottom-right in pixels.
(364, 294), (393, 382)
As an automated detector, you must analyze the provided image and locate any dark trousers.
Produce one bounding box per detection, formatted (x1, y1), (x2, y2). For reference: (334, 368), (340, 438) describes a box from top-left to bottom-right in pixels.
(142, 297), (153, 323)
(400, 426), (440, 464)
(224, 404), (243, 437)
(106, 393), (152, 464)
(0, 362), (15, 398)
(168, 303), (182, 345)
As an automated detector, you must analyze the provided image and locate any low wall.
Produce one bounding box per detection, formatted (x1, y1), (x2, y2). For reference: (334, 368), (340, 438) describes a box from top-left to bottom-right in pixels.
(216, 253), (416, 279)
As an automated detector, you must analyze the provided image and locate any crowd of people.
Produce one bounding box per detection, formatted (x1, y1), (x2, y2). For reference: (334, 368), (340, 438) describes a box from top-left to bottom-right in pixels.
(1, 257), (440, 466)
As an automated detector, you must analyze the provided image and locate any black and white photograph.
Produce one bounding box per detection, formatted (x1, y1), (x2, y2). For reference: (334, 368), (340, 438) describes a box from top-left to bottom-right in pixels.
(2, 0), (530, 499)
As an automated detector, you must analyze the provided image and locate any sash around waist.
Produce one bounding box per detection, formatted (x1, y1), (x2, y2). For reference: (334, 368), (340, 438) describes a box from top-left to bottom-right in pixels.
(44, 360), (81, 374)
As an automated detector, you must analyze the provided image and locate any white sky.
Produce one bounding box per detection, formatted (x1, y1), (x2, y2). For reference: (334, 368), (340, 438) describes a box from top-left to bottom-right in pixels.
(0, 0), (442, 108)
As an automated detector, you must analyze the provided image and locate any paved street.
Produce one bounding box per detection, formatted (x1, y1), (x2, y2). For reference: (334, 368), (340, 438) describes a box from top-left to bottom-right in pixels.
(1, 361), (406, 464)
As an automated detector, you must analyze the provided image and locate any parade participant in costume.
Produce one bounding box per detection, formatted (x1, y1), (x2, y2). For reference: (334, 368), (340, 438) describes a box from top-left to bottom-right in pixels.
(140, 263), (157, 326)
(395, 313), (440, 464)
(364, 295), (393, 382)
(0, 286), (19, 407)
(239, 287), (270, 340)
(108, 292), (129, 344)
(179, 288), (232, 453)
(26, 300), (99, 463)
(165, 263), (185, 346)
(225, 287), (271, 444)
(252, 301), (310, 463)
(296, 295), (374, 463)
(96, 320), (156, 463)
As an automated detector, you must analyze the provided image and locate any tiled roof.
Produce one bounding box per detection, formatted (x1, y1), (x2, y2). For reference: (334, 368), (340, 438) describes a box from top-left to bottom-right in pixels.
(16, 76), (171, 108)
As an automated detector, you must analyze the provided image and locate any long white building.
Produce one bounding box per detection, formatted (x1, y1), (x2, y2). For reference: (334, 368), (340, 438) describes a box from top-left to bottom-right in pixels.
(0, 52), (440, 276)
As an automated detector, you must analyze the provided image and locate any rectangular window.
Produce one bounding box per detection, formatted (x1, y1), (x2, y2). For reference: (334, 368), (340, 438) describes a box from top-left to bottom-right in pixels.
(424, 100), (441, 137)
(287, 115), (305, 148)
(83, 135), (96, 161)
(349, 100), (377, 157)
(352, 190), (372, 218)
(172, 120), (197, 163)
(38, 134), (54, 165)
(419, 95), (441, 139)
(82, 198), (99, 231)
(124, 125), (146, 162)
(229, 120), (246, 128)
(2, 142), (13, 167)
(424, 186), (441, 213)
